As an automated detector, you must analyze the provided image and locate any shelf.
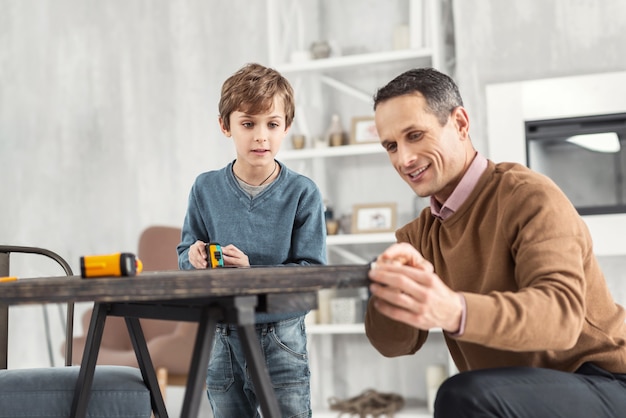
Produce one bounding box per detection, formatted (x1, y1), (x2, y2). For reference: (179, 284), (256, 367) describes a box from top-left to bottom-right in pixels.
(308, 323), (444, 335)
(327, 232), (396, 246)
(275, 48), (434, 74)
(278, 143), (384, 160)
(307, 323), (364, 334)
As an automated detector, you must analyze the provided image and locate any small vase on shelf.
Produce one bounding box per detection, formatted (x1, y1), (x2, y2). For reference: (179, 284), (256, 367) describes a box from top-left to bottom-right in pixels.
(327, 114), (345, 147)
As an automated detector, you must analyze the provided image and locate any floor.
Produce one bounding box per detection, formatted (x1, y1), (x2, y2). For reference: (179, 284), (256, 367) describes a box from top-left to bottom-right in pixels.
(165, 386), (214, 417)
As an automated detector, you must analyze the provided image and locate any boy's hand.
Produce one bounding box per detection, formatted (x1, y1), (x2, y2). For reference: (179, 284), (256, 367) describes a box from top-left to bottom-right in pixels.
(189, 240), (209, 269)
(221, 244), (250, 267)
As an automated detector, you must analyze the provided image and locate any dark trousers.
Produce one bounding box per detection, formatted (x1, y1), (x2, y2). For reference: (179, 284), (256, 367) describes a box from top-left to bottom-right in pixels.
(435, 363), (626, 418)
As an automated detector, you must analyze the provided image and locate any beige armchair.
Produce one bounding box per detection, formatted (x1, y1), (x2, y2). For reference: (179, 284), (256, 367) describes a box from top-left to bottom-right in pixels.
(68, 226), (197, 395)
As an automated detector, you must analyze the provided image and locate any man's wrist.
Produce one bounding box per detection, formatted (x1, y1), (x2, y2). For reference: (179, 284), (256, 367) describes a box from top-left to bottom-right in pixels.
(447, 293), (467, 337)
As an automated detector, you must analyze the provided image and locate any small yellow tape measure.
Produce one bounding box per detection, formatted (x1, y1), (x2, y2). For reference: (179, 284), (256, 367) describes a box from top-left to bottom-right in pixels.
(206, 243), (224, 268)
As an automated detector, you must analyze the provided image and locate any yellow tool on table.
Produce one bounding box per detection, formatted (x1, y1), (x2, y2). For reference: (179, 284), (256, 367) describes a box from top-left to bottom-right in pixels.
(206, 243), (224, 268)
(80, 253), (143, 278)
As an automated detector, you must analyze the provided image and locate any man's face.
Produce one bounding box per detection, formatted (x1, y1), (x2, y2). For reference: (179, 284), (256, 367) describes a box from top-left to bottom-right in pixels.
(375, 93), (470, 204)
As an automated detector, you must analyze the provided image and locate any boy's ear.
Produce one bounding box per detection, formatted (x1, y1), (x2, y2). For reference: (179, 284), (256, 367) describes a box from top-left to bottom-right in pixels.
(218, 116), (231, 137)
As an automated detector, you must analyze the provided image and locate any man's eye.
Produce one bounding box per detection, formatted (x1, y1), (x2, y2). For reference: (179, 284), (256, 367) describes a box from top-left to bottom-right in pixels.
(385, 143), (398, 152)
(409, 132), (423, 141)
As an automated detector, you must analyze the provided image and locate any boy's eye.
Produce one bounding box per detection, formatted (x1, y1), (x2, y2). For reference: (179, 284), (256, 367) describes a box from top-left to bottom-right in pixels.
(268, 122), (280, 129)
(242, 122), (253, 128)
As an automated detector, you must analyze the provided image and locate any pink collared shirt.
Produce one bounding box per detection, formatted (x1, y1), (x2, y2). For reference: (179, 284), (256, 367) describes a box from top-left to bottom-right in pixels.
(430, 152), (488, 221)
(428, 152), (488, 336)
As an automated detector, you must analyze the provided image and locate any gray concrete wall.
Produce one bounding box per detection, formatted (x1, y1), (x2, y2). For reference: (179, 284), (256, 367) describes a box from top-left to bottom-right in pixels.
(453, 0), (626, 155)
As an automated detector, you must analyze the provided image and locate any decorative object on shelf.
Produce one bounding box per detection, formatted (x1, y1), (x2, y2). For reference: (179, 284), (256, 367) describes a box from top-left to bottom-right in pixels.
(352, 202), (397, 234)
(350, 116), (380, 144)
(317, 289), (336, 324)
(425, 364), (448, 414)
(330, 297), (362, 324)
(291, 134), (306, 149)
(326, 219), (339, 235)
(324, 199), (340, 235)
(310, 40), (332, 59)
(328, 389), (405, 417)
(339, 213), (352, 234)
(324, 199), (334, 220)
(327, 113), (346, 147)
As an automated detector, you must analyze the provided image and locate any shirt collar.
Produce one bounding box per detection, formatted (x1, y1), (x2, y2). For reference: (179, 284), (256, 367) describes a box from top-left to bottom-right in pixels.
(430, 153), (488, 220)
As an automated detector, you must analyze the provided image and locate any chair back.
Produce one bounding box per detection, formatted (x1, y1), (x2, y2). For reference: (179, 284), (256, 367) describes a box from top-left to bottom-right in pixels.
(0, 245), (74, 368)
(137, 225), (182, 271)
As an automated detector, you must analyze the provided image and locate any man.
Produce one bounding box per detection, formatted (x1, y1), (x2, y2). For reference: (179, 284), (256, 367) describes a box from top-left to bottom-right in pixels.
(365, 67), (626, 417)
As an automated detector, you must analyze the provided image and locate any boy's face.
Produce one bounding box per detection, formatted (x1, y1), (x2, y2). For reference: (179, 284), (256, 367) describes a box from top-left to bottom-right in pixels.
(219, 96), (290, 168)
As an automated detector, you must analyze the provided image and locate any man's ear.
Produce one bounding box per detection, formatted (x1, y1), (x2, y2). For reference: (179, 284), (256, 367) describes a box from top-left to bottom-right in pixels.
(451, 106), (470, 139)
(218, 116), (231, 137)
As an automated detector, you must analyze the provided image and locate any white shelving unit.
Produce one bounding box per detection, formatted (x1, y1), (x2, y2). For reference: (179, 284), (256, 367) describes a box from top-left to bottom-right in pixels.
(278, 142), (384, 160)
(267, 2), (448, 417)
(306, 322), (451, 418)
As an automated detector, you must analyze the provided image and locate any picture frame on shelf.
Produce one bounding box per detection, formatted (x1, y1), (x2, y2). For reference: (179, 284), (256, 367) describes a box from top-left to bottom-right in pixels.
(352, 202), (397, 234)
(350, 116), (380, 145)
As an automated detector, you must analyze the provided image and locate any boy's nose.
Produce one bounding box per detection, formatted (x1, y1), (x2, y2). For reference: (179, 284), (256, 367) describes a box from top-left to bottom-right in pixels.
(255, 126), (269, 142)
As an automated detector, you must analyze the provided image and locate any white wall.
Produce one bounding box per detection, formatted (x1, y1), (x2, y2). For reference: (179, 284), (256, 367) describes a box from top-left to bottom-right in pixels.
(452, 1), (626, 157)
(1, 0), (268, 369)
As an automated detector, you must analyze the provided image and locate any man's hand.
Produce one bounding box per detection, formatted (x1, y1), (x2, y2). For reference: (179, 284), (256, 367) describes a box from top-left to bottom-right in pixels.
(369, 243), (463, 333)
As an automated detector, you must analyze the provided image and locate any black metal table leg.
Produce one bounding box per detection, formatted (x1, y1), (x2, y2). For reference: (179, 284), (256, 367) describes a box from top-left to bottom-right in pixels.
(229, 296), (281, 418)
(238, 324), (281, 418)
(71, 303), (108, 418)
(0, 252), (10, 369)
(125, 317), (168, 418)
(180, 306), (222, 418)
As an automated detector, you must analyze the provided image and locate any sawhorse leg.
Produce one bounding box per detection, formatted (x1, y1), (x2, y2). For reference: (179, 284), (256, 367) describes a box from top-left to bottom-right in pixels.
(71, 303), (107, 418)
(126, 317), (168, 418)
(71, 303), (169, 418)
(238, 324), (281, 418)
(180, 306), (222, 418)
(229, 296), (281, 418)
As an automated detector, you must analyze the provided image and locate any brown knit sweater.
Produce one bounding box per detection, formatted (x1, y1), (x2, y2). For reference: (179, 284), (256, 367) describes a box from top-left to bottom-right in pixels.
(365, 161), (626, 373)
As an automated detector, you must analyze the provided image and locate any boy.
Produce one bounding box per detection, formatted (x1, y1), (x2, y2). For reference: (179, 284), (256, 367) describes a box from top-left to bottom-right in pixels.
(177, 63), (326, 418)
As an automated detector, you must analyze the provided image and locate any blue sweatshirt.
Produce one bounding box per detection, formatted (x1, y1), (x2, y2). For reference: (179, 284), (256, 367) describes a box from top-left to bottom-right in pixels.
(177, 160), (327, 323)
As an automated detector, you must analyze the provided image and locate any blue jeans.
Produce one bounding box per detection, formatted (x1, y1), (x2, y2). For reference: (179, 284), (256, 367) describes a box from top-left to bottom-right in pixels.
(206, 316), (312, 418)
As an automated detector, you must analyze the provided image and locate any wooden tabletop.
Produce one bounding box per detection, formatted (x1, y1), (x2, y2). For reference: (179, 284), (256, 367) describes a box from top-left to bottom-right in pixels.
(0, 264), (371, 306)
